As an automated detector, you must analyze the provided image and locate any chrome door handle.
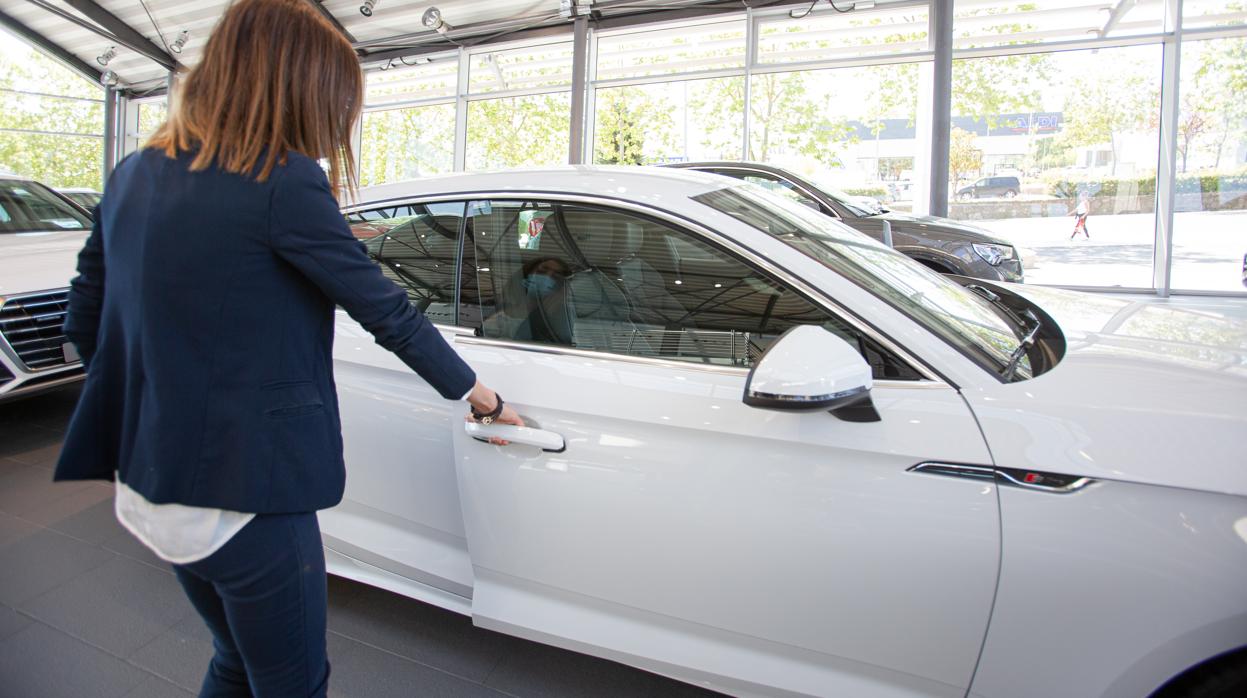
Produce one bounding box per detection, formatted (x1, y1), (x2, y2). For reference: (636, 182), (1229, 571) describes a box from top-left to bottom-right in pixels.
(464, 422), (566, 453)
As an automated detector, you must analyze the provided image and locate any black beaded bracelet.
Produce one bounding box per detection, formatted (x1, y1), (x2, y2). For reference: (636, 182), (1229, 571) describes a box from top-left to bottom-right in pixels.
(471, 394), (504, 425)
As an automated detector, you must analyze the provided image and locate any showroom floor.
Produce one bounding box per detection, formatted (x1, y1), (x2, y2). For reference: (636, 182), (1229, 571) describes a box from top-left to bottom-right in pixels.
(0, 387), (721, 698)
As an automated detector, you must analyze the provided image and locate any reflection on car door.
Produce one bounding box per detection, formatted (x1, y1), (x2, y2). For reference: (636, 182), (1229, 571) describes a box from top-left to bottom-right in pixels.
(323, 201), (478, 603)
(450, 198), (1001, 697)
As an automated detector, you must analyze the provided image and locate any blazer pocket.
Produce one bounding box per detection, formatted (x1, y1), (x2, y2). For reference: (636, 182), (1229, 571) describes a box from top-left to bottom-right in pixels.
(261, 381), (324, 418)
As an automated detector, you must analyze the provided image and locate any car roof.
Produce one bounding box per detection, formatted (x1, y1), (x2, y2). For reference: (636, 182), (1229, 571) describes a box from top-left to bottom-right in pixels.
(351, 166), (734, 208)
(57, 187), (102, 194)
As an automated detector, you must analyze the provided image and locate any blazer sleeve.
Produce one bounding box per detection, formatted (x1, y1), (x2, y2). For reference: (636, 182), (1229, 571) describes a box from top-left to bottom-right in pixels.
(268, 155), (476, 400)
(64, 212), (106, 369)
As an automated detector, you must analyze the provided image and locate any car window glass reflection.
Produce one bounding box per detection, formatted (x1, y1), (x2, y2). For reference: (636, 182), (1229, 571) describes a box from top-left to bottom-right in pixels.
(460, 199), (920, 379)
(346, 202), (465, 326)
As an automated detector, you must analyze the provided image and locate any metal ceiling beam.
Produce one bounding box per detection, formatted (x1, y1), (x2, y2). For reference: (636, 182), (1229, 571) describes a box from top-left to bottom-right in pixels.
(356, 0), (811, 65)
(0, 8), (102, 84)
(1099, 0), (1137, 38)
(59, 0), (180, 72)
(308, 0), (357, 44)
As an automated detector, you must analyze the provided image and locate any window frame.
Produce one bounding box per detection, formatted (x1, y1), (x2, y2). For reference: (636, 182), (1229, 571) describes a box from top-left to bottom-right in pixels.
(356, 191), (943, 384)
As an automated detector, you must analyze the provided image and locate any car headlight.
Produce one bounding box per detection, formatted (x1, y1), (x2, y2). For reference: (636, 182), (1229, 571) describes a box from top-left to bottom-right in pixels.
(973, 243), (1015, 266)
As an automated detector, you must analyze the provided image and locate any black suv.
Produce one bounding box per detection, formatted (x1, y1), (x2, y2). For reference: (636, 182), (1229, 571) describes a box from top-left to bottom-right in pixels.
(666, 162), (1023, 283)
(955, 176), (1021, 200)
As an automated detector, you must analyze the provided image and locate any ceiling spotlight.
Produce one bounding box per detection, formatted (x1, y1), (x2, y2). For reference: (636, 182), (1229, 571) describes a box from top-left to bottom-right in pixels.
(96, 46), (117, 66)
(100, 70), (119, 87)
(559, 0), (593, 19)
(169, 30), (189, 54)
(422, 7), (452, 34)
(360, 0), (378, 17)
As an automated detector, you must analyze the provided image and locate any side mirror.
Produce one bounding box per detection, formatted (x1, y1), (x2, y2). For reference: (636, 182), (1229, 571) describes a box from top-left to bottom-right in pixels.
(743, 325), (881, 422)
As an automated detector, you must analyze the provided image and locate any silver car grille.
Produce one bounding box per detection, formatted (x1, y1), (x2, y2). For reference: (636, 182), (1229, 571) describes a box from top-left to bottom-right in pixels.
(0, 289), (76, 370)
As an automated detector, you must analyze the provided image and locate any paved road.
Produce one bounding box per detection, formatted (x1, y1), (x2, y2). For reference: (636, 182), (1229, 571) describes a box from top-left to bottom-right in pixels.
(969, 210), (1246, 291)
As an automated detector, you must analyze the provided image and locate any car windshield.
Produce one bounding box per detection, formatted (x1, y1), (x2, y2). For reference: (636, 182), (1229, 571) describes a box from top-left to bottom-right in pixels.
(692, 185), (1032, 381)
(0, 180), (91, 233)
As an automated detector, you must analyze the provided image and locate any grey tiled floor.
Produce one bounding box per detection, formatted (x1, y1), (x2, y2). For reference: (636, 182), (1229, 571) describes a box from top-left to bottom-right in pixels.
(0, 386), (722, 698)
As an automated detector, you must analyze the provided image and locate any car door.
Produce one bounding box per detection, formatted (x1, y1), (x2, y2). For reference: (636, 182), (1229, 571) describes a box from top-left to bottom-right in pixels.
(322, 201), (479, 603)
(450, 197), (1001, 697)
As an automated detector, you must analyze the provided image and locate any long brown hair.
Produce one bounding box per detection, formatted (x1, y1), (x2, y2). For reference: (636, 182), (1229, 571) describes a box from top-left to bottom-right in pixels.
(147, 0), (361, 199)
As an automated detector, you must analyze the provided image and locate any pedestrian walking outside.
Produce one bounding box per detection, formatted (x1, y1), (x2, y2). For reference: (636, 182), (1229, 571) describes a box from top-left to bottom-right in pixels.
(1069, 192), (1091, 240)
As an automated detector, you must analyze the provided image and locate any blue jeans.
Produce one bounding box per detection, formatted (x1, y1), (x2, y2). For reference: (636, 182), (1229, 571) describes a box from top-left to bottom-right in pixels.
(173, 512), (329, 698)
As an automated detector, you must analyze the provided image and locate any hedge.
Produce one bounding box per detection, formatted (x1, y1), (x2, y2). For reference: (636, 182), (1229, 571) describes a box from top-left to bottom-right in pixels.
(843, 186), (888, 198)
(1044, 169), (1247, 199)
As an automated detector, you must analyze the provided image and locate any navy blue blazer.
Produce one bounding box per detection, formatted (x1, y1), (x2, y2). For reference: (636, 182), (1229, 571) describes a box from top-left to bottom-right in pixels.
(53, 148), (476, 513)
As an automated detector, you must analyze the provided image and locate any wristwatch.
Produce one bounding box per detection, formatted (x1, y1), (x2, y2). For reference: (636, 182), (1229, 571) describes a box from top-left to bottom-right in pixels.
(471, 394), (504, 425)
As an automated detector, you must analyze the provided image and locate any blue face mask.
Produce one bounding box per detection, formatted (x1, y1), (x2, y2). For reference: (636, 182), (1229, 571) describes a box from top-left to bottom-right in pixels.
(522, 273), (558, 297)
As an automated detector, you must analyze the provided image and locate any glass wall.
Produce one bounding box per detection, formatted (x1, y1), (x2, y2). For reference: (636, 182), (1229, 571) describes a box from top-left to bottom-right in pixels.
(591, 20), (746, 164)
(747, 64), (921, 204)
(5, 1), (1240, 294)
(359, 55), (458, 187)
(947, 44), (1163, 288)
(0, 28), (104, 189)
(593, 78), (744, 164)
(1172, 36), (1247, 292)
(465, 40), (574, 170)
(466, 93), (571, 169)
(361, 104), (456, 186)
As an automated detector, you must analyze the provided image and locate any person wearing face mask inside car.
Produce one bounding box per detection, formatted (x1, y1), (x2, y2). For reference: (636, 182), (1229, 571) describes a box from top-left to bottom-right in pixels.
(518, 256), (574, 345)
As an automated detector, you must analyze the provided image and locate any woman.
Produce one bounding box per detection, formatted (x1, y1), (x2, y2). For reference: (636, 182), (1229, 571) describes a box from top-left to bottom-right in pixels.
(52, 1), (521, 695)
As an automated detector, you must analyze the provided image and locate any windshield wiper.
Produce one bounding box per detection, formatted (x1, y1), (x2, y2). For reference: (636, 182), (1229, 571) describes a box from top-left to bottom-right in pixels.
(1002, 318), (1041, 381)
(964, 284), (1043, 381)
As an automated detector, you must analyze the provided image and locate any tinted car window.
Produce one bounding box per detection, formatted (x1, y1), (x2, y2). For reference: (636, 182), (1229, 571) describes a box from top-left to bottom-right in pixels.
(459, 199), (920, 378)
(0, 180), (91, 233)
(345, 202), (466, 326)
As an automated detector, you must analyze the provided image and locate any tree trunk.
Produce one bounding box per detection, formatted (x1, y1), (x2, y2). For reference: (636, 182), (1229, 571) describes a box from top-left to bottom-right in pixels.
(1109, 131), (1118, 176)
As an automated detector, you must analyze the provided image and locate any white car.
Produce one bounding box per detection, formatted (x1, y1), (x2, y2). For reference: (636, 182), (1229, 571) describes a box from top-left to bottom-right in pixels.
(325, 167), (1247, 698)
(0, 173), (91, 402)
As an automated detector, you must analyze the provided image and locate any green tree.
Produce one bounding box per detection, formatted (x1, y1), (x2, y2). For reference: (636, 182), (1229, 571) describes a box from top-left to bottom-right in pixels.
(466, 94), (570, 169)
(1192, 36), (1247, 170)
(1030, 135), (1074, 171)
(952, 53), (1051, 128)
(0, 38), (104, 188)
(692, 72), (852, 168)
(748, 72), (853, 167)
(949, 127), (982, 186)
(1060, 58), (1159, 175)
(359, 104), (455, 187)
(592, 86), (676, 165)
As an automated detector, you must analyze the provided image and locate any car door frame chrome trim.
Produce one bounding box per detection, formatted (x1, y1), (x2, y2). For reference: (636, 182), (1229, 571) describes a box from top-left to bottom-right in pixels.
(345, 190), (948, 386)
(452, 335), (947, 390)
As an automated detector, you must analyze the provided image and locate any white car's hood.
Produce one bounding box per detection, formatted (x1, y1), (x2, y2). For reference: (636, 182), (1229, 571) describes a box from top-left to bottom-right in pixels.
(0, 230), (88, 297)
(963, 285), (1247, 497)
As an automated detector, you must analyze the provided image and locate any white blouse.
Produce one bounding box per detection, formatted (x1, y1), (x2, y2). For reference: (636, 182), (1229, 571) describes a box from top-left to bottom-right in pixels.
(114, 479), (254, 564)
(114, 388), (475, 564)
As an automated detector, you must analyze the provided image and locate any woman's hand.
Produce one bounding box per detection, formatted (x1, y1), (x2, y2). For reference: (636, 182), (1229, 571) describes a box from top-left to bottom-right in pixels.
(466, 381), (525, 445)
